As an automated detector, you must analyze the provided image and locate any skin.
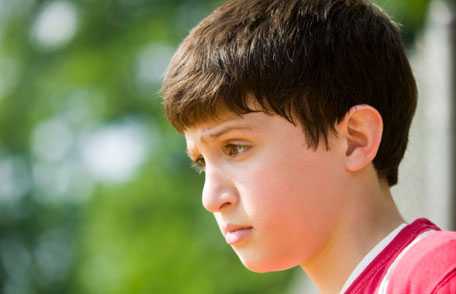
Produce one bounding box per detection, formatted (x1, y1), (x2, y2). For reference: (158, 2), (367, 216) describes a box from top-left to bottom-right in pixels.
(184, 103), (404, 293)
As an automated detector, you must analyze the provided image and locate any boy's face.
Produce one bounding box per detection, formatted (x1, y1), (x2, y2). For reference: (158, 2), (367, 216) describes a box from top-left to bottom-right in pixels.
(184, 109), (348, 272)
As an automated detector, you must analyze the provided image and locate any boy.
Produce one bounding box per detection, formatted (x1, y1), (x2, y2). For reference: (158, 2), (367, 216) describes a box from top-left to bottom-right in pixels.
(161, 0), (456, 293)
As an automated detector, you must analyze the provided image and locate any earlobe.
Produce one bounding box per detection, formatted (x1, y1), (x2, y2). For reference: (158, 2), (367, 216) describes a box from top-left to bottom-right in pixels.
(339, 105), (383, 172)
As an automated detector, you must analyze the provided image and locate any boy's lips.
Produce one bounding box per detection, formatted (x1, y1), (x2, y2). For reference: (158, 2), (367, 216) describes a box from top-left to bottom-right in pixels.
(222, 224), (253, 245)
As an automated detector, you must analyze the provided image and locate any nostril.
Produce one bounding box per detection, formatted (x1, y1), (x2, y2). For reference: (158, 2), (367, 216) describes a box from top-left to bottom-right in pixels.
(219, 202), (231, 210)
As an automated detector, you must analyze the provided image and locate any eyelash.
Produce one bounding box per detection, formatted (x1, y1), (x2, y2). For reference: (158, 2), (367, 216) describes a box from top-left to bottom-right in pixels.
(191, 157), (206, 174)
(191, 144), (250, 174)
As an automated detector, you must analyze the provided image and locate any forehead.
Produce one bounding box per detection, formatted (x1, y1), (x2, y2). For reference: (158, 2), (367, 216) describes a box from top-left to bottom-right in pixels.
(185, 111), (255, 142)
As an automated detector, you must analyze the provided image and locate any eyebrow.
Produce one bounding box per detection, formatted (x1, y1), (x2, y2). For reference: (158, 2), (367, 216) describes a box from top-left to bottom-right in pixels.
(186, 124), (253, 159)
(202, 124), (253, 141)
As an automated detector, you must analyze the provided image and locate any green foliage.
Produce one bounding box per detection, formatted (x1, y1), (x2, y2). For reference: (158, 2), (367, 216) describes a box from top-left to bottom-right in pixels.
(376, 0), (432, 44)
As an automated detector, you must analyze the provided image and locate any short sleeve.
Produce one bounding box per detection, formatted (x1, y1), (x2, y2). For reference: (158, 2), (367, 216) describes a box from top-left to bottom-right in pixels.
(387, 231), (456, 293)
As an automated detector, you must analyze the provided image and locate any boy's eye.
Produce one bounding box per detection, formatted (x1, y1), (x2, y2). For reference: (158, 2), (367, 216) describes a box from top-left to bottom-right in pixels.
(190, 144), (250, 174)
(223, 144), (250, 157)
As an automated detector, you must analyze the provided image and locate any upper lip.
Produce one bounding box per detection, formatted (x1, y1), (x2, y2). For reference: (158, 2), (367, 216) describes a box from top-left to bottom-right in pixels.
(223, 224), (253, 234)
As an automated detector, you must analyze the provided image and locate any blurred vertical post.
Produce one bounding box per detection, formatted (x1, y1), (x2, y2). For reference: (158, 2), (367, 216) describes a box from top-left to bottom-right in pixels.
(451, 1), (456, 231)
(391, 0), (454, 231)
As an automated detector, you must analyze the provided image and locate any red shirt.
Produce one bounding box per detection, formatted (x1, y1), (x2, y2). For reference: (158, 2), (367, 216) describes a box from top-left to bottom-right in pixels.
(345, 218), (456, 293)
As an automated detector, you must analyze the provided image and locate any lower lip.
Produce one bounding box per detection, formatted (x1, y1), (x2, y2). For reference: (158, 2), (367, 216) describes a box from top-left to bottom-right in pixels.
(225, 228), (253, 245)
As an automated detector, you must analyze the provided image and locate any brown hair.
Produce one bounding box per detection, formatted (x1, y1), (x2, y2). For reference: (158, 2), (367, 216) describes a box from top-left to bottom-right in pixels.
(161, 0), (417, 186)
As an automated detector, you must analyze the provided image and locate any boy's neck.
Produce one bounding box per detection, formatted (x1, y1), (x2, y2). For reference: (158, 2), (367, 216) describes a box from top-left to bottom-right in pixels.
(300, 176), (404, 294)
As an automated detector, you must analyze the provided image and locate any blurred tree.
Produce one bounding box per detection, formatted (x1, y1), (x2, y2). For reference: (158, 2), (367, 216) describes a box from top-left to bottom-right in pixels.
(376, 0), (431, 44)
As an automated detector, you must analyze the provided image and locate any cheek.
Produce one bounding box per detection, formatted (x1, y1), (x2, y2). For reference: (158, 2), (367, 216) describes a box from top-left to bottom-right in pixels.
(235, 168), (322, 271)
(244, 149), (343, 215)
(239, 148), (345, 243)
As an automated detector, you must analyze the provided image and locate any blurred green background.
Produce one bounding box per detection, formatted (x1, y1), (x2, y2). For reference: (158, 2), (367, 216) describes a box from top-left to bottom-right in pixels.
(0, 0), (441, 293)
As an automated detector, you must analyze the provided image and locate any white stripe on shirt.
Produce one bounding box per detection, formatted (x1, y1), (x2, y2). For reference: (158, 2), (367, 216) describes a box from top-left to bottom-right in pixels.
(339, 223), (407, 294)
(376, 230), (432, 294)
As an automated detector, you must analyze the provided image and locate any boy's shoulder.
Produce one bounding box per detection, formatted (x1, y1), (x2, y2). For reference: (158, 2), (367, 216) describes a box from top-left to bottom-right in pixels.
(345, 218), (456, 294)
(387, 228), (456, 293)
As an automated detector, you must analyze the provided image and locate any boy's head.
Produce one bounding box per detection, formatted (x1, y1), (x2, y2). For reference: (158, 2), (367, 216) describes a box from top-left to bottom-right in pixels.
(161, 0), (417, 273)
(162, 0), (417, 187)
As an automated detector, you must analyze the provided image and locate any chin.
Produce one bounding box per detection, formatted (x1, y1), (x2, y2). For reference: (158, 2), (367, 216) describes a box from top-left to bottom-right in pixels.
(239, 255), (296, 273)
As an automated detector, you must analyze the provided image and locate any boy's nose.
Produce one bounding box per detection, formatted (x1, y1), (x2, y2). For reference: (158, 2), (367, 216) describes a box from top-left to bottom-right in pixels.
(202, 168), (238, 213)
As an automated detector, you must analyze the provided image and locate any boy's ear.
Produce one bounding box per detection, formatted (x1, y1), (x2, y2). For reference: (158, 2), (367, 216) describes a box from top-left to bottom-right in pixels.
(336, 104), (383, 172)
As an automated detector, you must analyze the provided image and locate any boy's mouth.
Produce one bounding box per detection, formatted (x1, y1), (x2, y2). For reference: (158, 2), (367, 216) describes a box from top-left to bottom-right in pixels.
(223, 224), (253, 233)
(223, 224), (253, 245)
